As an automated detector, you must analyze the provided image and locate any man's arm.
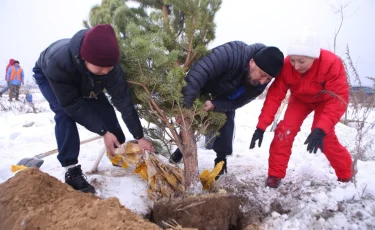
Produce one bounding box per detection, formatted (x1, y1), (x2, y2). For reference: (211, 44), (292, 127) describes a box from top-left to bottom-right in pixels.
(4, 66), (8, 80)
(21, 69), (24, 83)
(44, 66), (108, 136)
(6, 68), (11, 81)
(211, 85), (267, 112)
(183, 41), (266, 108)
(105, 66), (144, 140)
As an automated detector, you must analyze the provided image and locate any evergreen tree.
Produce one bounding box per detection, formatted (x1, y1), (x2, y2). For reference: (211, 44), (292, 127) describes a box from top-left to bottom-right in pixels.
(85, 0), (225, 192)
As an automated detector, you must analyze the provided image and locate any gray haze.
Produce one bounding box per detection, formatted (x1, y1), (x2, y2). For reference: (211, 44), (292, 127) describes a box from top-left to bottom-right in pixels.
(0, 0), (373, 86)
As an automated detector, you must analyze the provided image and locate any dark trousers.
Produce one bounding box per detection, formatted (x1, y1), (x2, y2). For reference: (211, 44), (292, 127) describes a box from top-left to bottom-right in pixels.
(33, 63), (125, 167)
(9, 84), (21, 100)
(174, 111), (235, 158)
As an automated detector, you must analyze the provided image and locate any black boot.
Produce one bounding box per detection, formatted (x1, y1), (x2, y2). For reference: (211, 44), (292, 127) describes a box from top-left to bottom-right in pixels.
(65, 165), (95, 194)
(214, 156), (227, 180)
(169, 149), (183, 164)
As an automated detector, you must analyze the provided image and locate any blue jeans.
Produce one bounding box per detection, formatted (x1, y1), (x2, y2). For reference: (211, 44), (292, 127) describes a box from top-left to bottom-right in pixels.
(0, 82), (10, 94)
(32, 63), (125, 167)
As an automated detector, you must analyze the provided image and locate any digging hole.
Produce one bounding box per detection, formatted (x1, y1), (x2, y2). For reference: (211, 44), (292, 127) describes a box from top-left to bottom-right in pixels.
(147, 174), (280, 229)
(150, 192), (241, 230)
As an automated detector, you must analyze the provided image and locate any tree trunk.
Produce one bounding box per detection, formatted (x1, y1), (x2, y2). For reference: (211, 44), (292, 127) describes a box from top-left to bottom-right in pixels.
(161, 5), (170, 34)
(180, 119), (201, 193)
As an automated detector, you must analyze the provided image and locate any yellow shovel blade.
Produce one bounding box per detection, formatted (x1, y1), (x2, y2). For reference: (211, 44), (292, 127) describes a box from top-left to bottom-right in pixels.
(11, 165), (29, 173)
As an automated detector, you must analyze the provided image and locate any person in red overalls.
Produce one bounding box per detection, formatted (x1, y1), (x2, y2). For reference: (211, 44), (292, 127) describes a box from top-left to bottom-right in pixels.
(250, 29), (352, 188)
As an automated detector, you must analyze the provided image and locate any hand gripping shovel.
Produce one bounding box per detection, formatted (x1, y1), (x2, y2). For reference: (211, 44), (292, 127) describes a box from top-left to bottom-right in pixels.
(11, 136), (102, 172)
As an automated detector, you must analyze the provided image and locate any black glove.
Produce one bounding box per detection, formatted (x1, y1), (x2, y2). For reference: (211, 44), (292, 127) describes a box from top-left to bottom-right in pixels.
(250, 128), (265, 149)
(304, 128), (326, 153)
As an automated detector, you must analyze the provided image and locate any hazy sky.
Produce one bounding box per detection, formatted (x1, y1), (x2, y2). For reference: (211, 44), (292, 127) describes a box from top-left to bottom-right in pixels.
(0, 0), (374, 86)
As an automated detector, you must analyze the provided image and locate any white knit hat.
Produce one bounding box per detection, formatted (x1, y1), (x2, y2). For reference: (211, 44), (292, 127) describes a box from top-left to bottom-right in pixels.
(287, 28), (321, 58)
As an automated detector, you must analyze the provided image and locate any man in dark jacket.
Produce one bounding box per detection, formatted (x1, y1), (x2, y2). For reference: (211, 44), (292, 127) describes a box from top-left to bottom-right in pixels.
(33, 24), (154, 194)
(170, 41), (284, 177)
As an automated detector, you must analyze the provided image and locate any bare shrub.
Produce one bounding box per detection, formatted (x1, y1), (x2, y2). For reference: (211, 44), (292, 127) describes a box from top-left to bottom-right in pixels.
(343, 45), (375, 185)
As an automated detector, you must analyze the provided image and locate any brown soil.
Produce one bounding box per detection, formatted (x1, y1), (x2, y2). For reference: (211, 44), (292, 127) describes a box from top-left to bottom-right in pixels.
(152, 192), (240, 230)
(0, 168), (161, 230)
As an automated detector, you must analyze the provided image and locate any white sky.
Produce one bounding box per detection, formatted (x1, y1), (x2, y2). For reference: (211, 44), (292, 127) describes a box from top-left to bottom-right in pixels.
(0, 0), (374, 85)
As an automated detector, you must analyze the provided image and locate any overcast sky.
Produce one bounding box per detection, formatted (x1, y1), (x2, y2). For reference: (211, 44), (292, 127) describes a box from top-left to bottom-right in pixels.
(0, 0), (374, 86)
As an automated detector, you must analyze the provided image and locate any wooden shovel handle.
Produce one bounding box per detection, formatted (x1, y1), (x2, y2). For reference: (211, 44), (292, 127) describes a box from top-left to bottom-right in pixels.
(35, 136), (102, 159)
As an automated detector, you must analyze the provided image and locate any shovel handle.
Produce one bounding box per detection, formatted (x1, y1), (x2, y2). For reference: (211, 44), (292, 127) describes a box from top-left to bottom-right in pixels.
(35, 136), (102, 159)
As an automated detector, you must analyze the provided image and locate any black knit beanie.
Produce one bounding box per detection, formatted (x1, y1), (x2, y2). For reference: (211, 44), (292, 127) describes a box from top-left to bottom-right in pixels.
(253, 47), (284, 77)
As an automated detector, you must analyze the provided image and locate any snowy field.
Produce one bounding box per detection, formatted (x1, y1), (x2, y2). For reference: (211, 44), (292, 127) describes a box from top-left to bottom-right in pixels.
(0, 91), (374, 230)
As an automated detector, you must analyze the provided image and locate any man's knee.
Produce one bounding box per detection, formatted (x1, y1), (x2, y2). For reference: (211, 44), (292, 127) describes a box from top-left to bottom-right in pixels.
(53, 107), (71, 123)
(225, 111), (235, 124)
(213, 132), (233, 155)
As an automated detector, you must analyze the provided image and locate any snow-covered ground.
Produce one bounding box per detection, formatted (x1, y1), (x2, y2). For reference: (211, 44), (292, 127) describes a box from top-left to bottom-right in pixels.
(0, 92), (374, 230)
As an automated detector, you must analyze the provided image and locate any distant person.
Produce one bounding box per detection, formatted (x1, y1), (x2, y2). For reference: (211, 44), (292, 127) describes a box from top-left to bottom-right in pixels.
(32, 24), (155, 194)
(250, 29), (352, 188)
(0, 58), (15, 98)
(6, 60), (24, 101)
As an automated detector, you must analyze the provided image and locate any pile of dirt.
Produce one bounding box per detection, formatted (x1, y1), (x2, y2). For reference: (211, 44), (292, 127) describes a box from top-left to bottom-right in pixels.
(0, 168), (161, 230)
(152, 192), (240, 230)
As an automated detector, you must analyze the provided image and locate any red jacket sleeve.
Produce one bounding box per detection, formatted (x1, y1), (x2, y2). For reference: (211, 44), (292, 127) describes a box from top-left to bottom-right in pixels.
(257, 72), (289, 131)
(315, 58), (349, 133)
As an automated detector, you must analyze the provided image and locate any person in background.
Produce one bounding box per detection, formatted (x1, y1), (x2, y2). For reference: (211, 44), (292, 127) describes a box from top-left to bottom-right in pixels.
(32, 24), (155, 194)
(0, 58), (15, 98)
(250, 29), (352, 188)
(6, 60), (24, 101)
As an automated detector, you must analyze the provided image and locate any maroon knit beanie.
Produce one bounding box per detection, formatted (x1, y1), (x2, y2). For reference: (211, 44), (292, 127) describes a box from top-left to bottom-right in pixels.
(80, 24), (120, 67)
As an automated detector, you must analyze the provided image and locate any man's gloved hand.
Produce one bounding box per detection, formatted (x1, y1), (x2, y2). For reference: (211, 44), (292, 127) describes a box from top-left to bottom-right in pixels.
(250, 128), (265, 149)
(304, 128), (326, 153)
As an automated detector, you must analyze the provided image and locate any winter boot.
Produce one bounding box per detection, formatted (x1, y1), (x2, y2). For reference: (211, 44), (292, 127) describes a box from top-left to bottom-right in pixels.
(266, 176), (282, 188)
(214, 156), (227, 180)
(169, 149), (183, 164)
(65, 165), (95, 194)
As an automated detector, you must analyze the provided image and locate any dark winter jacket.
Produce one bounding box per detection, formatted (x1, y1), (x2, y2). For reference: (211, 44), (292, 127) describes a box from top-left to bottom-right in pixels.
(183, 41), (268, 112)
(35, 29), (143, 139)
